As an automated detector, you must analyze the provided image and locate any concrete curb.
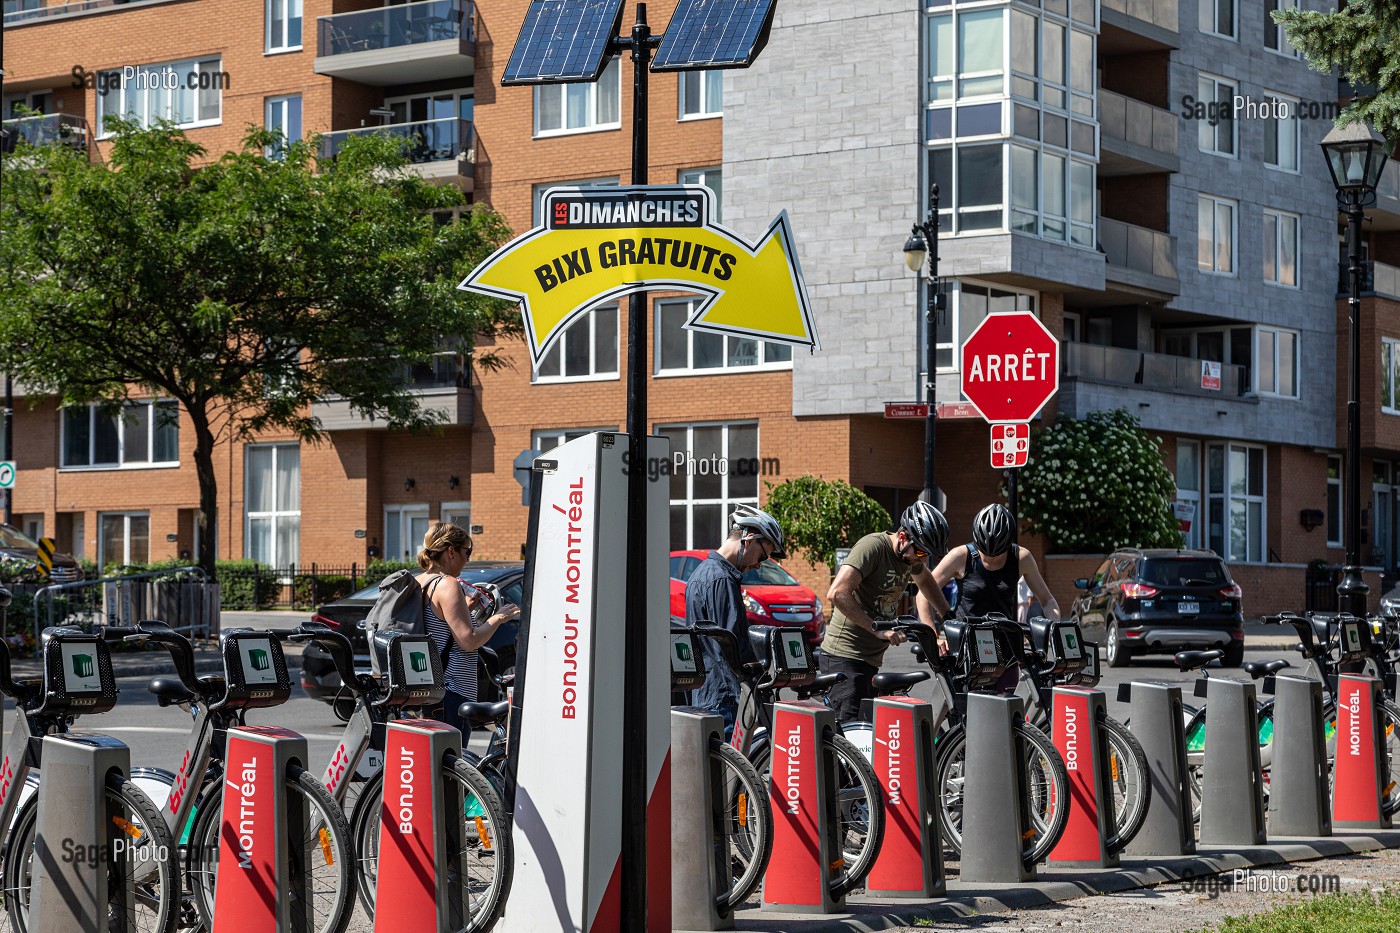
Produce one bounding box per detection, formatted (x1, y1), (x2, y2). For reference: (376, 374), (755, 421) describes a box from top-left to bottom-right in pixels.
(699, 830), (1400, 932)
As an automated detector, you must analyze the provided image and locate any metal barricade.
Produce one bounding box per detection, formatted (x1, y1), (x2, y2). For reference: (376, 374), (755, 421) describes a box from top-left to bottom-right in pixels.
(30, 567), (217, 646)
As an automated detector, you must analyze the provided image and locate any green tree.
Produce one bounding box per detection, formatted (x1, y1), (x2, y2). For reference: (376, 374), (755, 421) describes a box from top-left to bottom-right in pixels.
(1017, 409), (1182, 554)
(764, 476), (892, 570)
(0, 121), (517, 577)
(1275, 0), (1400, 146)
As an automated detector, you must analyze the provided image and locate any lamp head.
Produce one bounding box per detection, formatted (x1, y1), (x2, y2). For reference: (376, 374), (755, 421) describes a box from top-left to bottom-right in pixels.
(903, 230), (928, 273)
(1321, 122), (1390, 195)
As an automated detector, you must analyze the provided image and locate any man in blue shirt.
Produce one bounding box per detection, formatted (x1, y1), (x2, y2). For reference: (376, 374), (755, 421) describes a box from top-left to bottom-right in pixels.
(685, 505), (788, 738)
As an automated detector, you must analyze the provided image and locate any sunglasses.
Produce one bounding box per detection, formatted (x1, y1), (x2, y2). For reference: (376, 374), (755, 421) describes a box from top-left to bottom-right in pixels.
(901, 536), (929, 561)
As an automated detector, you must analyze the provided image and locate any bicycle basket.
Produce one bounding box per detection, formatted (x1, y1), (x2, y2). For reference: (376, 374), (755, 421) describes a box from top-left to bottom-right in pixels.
(957, 621), (1011, 691)
(668, 627), (707, 693)
(762, 626), (816, 688)
(1335, 615), (1373, 664)
(219, 629), (292, 709)
(36, 628), (118, 716)
(1045, 620), (1090, 677)
(371, 630), (445, 708)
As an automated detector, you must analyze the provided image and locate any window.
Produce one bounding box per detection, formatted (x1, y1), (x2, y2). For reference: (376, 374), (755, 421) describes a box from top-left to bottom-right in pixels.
(1265, 0), (1301, 57)
(1262, 209), (1299, 287)
(1263, 94), (1299, 171)
(1206, 443), (1264, 562)
(99, 512), (149, 571)
(1197, 74), (1237, 156)
(679, 70), (722, 118)
(933, 281), (1036, 372)
(679, 167), (721, 222)
(383, 505), (429, 563)
(95, 57), (223, 135)
(264, 95), (301, 159)
(440, 502), (472, 530)
(535, 56), (620, 135)
(533, 428), (617, 452)
(1176, 440), (1202, 550)
(1327, 455), (1343, 547)
(387, 89), (474, 125)
(656, 299), (791, 374)
(533, 304), (619, 381)
(1200, 0), (1236, 39)
(1198, 195), (1236, 275)
(1383, 338), (1400, 414)
(1255, 326), (1298, 398)
(658, 422), (759, 549)
(61, 400), (179, 469)
(246, 444), (300, 567)
(266, 0), (303, 53)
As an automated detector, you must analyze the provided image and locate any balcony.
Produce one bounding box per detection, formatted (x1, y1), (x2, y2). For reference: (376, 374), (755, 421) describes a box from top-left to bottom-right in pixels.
(319, 118), (474, 185)
(1101, 0), (1178, 52)
(1062, 343), (1252, 399)
(314, 0), (475, 86)
(312, 353), (474, 431)
(1338, 261), (1400, 301)
(0, 113), (90, 156)
(1099, 90), (1178, 175)
(1100, 217), (1179, 298)
(3, 0), (173, 26)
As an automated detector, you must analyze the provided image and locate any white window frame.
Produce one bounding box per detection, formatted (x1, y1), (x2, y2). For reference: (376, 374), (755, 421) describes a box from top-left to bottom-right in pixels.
(1199, 0), (1238, 40)
(264, 94), (301, 158)
(1262, 208), (1300, 288)
(534, 56), (621, 137)
(533, 428), (618, 452)
(60, 400), (180, 471)
(383, 504), (430, 564)
(98, 511), (150, 570)
(440, 501), (472, 530)
(1383, 337), (1400, 415)
(936, 279), (1039, 374)
(1327, 454), (1343, 548)
(1262, 91), (1300, 172)
(1206, 442), (1265, 563)
(1255, 325), (1299, 398)
(654, 298), (793, 376)
(1198, 194), (1237, 276)
(244, 444), (300, 568)
(266, 0), (303, 54)
(1176, 439), (1202, 550)
(1197, 73), (1238, 157)
(658, 421), (760, 550)
(385, 88), (474, 125)
(678, 70), (722, 120)
(1265, 0), (1302, 58)
(532, 303), (620, 383)
(679, 166), (721, 222)
(95, 56), (224, 137)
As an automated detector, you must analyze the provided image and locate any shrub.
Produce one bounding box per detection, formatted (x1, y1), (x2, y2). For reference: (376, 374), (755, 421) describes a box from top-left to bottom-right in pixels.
(764, 476), (893, 570)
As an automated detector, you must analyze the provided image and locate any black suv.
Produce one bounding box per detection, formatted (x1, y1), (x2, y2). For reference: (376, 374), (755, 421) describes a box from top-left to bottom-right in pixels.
(1070, 548), (1245, 667)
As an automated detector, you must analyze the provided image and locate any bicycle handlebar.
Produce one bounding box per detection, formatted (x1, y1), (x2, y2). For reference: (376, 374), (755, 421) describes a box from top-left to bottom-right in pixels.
(285, 621), (363, 694)
(99, 620), (202, 697)
(0, 638), (19, 700)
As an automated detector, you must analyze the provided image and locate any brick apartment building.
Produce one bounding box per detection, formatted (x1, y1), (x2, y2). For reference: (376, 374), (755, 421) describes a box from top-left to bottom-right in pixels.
(3, 0), (1400, 615)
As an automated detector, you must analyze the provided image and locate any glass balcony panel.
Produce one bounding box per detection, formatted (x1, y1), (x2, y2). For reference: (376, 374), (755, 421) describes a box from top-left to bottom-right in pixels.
(317, 0), (473, 56)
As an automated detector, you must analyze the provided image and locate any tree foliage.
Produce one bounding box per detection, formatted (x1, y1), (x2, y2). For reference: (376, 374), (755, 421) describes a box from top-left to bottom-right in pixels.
(0, 121), (517, 576)
(764, 476), (892, 570)
(1275, 0), (1400, 147)
(1017, 409), (1182, 554)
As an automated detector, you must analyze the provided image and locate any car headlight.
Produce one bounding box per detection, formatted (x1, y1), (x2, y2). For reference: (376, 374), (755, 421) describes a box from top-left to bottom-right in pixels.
(813, 597), (823, 617)
(743, 594), (767, 617)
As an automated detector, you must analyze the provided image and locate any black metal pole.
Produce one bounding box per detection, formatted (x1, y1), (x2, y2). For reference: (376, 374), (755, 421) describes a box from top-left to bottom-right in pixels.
(922, 185), (940, 507)
(621, 5), (652, 930)
(2, 375), (11, 525)
(1338, 195), (1369, 616)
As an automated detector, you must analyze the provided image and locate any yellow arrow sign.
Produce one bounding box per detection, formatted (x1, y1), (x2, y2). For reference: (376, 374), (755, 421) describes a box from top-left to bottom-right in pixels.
(458, 185), (818, 369)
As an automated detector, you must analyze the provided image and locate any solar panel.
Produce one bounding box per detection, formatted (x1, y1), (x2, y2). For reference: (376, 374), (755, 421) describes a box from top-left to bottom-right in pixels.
(502, 0), (626, 85)
(652, 0), (776, 71)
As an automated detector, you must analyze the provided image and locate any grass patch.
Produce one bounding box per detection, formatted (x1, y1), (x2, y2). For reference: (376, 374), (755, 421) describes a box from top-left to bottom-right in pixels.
(1189, 887), (1400, 932)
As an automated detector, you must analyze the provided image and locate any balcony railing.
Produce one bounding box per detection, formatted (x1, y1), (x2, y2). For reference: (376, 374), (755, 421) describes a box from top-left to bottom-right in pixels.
(1339, 261), (1400, 300)
(1062, 342), (1250, 398)
(1099, 90), (1177, 158)
(3, 0), (168, 25)
(1099, 217), (1177, 279)
(319, 118), (473, 170)
(0, 113), (90, 155)
(1102, 0), (1177, 31)
(317, 0), (474, 57)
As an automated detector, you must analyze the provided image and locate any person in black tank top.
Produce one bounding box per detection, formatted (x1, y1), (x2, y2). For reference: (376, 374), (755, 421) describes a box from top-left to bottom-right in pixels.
(930, 504), (1061, 625)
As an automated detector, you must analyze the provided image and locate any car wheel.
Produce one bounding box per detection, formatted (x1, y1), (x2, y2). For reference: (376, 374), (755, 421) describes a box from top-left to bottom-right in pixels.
(1221, 640), (1245, 667)
(1106, 620), (1131, 668)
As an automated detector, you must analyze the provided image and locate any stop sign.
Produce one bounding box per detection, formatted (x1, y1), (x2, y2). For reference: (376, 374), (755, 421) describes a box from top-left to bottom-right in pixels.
(960, 312), (1060, 423)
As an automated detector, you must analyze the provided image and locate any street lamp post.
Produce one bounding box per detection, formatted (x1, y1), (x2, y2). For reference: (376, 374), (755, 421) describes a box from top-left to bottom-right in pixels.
(1322, 122), (1390, 617)
(904, 183), (944, 507)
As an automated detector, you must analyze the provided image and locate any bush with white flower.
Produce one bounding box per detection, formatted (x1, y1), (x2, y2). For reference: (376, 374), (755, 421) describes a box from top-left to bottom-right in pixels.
(1017, 408), (1182, 553)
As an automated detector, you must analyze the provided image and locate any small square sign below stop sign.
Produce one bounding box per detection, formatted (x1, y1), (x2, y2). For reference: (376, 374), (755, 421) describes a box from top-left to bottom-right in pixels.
(991, 423), (1030, 468)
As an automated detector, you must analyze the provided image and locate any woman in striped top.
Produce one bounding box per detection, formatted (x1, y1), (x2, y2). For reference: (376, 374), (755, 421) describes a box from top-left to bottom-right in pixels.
(415, 522), (521, 735)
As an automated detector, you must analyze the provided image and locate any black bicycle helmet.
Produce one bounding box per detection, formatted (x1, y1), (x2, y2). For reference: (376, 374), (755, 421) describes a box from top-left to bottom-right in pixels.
(972, 503), (1015, 556)
(899, 501), (950, 561)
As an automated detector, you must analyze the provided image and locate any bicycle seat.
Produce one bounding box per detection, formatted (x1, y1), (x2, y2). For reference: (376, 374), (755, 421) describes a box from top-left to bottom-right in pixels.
(148, 676), (195, 707)
(809, 672), (845, 692)
(1174, 649), (1224, 672)
(943, 619), (966, 658)
(871, 671), (931, 693)
(1028, 617), (1055, 655)
(1241, 658), (1291, 680)
(458, 700), (510, 728)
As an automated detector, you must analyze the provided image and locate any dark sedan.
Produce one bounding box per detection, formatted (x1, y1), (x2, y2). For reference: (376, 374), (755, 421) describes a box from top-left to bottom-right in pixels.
(300, 561), (525, 710)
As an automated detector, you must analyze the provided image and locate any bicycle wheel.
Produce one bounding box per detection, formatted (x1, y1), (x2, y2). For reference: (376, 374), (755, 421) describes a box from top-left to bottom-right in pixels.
(1102, 714), (1150, 851)
(1, 773), (179, 933)
(186, 765), (355, 933)
(711, 741), (771, 911)
(935, 720), (1070, 865)
(351, 754), (512, 933)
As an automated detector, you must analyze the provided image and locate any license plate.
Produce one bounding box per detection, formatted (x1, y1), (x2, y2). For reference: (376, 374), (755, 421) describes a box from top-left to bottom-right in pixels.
(1178, 601), (1199, 614)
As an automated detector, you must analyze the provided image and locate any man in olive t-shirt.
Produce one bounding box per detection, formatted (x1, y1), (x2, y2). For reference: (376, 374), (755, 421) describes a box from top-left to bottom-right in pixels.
(821, 508), (951, 721)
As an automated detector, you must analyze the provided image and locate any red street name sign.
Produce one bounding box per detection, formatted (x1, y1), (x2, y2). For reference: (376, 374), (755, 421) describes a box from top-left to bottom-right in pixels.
(884, 402), (929, 419)
(960, 312), (1060, 423)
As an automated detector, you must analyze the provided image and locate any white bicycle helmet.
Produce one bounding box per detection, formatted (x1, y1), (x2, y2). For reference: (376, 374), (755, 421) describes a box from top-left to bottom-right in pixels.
(731, 504), (786, 559)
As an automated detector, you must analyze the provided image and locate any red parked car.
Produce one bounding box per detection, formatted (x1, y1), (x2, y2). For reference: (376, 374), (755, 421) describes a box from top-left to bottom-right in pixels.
(668, 550), (824, 644)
